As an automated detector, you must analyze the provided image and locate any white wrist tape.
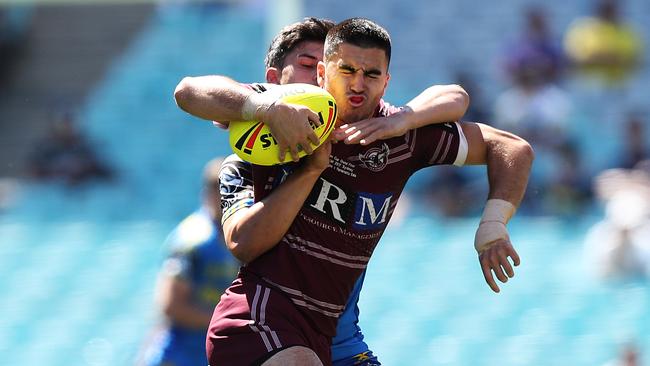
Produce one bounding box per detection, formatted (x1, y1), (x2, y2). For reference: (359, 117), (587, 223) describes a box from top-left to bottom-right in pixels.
(474, 199), (516, 253)
(241, 92), (276, 121)
(474, 221), (509, 253)
(479, 199), (516, 225)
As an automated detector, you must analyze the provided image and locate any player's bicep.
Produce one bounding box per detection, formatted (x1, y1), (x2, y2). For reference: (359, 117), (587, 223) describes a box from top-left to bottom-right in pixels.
(460, 122), (489, 165)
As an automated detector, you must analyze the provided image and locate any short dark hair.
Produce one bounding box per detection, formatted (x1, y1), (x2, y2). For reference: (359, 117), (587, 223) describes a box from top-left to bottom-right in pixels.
(265, 17), (335, 69)
(324, 18), (391, 67)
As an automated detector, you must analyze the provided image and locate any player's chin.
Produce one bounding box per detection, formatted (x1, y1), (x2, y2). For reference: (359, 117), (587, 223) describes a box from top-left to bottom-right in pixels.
(340, 109), (372, 124)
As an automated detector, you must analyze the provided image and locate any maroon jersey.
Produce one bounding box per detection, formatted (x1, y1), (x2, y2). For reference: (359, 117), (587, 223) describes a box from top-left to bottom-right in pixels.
(230, 100), (468, 338)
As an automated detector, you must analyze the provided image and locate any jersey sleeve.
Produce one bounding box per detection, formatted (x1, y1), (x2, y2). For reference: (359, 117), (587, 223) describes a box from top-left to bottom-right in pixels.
(415, 122), (468, 169)
(219, 154), (255, 224)
(376, 100), (467, 170)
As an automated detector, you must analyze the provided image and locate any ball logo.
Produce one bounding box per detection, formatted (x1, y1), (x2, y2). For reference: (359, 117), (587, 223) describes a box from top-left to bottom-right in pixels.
(233, 100), (337, 156)
(233, 122), (265, 155)
(228, 83), (338, 165)
(318, 100), (337, 139)
(272, 86), (307, 98)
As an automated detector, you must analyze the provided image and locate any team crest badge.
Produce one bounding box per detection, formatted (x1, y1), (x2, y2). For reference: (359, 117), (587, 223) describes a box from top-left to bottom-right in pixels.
(358, 143), (390, 172)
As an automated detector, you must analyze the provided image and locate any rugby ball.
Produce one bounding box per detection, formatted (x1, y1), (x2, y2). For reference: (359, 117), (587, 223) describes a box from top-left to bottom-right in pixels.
(229, 83), (338, 166)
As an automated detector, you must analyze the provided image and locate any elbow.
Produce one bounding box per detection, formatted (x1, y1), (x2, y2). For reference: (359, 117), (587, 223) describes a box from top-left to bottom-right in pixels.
(225, 231), (255, 264)
(227, 242), (254, 264)
(442, 84), (470, 119)
(515, 137), (535, 166)
(451, 84), (470, 111)
(174, 77), (194, 112)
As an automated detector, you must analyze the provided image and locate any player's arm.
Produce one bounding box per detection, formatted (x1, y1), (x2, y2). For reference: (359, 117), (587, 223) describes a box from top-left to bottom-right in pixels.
(156, 264), (212, 329)
(461, 122), (534, 293)
(223, 144), (331, 263)
(174, 75), (321, 161)
(334, 84), (469, 145)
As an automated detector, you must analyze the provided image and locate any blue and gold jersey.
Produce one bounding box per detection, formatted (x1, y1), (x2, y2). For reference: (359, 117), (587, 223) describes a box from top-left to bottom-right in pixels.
(144, 207), (238, 366)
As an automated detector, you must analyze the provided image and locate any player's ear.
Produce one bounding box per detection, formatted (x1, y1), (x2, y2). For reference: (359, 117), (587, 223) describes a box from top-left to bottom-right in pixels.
(317, 61), (326, 87)
(266, 67), (280, 84)
(381, 71), (390, 97)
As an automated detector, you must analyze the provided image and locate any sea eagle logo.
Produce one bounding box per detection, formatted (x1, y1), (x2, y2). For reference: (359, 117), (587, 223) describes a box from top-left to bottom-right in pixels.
(358, 143), (389, 172)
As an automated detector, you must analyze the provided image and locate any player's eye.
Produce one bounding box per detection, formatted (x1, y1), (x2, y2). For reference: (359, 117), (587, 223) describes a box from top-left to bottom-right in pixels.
(365, 70), (382, 79)
(297, 56), (317, 69)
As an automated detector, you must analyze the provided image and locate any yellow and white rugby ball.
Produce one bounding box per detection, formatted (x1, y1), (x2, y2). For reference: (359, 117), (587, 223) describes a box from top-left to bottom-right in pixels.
(229, 83), (338, 166)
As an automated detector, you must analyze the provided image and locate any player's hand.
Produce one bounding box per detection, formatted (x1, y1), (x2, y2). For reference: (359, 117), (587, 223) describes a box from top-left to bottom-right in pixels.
(261, 101), (322, 162)
(475, 220), (520, 293)
(477, 236), (520, 293)
(333, 113), (409, 145)
(302, 141), (331, 174)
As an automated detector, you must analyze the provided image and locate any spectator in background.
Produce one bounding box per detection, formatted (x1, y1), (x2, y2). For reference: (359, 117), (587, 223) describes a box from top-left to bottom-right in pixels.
(619, 112), (648, 169)
(603, 342), (642, 366)
(138, 157), (239, 366)
(455, 71), (489, 123)
(495, 6), (572, 147)
(494, 7), (575, 214)
(27, 112), (113, 185)
(584, 164), (650, 280)
(502, 6), (565, 85)
(0, 7), (32, 86)
(545, 141), (592, 215)
(421, 71), (490, 218)
(423, 166), (479, 217)
(564, 0), (642, 87)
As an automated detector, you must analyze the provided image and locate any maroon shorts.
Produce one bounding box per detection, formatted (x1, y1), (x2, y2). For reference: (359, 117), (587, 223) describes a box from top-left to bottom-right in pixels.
(206, 275), (331, 366)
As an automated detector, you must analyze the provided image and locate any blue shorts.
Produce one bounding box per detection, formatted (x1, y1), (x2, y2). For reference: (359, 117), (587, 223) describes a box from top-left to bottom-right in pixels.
(333, 350), (381, 366)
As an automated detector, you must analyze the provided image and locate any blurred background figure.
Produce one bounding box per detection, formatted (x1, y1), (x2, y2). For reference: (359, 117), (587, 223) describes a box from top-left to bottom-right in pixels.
(585, 164), (650, 280)
(502, 6), (565, 85)
(455, 70), (489, 123)
(27, 111), (114, 186)
(0, 1), (649, 365)
(618, 112), (649, 169)
(137, 157), (238, 366)
(544, 141), (592, 215)
(0, 178), (20, 213)
(494, 6), (578, 214)
(603, 342), (642, 366)
(495, 6), (572, 147)
(564, 0), (642, 88)
(0, 7), (32, 87)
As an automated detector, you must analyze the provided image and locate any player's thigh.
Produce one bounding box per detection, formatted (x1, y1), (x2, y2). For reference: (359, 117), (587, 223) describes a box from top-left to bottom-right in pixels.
(261, 346), (323, 366)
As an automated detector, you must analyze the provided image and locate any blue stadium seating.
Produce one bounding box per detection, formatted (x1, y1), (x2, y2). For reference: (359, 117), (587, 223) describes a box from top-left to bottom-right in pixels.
(1, 1), (649, 365)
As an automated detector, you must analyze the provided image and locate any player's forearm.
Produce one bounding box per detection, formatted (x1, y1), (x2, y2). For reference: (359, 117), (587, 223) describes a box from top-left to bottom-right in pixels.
(224, 166), (323, 263)
(164, 302), (213, 329)
(160, 278), (213, 329)
(174, 75), (251, 122)
(483, 127), (534, 206)
(403, 84), (469, 129)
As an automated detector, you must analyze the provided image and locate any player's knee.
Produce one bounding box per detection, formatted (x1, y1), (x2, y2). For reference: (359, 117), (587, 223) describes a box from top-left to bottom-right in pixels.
(261, 346), (323, 366)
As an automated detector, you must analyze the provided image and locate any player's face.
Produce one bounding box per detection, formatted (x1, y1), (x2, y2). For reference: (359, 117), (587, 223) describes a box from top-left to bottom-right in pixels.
(317, 43), (390, 125)
(277, 41), (324, 85)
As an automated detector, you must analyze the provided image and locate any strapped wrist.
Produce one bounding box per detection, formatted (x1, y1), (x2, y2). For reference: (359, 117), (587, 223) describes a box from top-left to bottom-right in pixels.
(480, 199), (516, 225)
(241, 92), (276, 121)
(474, 221), (509, 253)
